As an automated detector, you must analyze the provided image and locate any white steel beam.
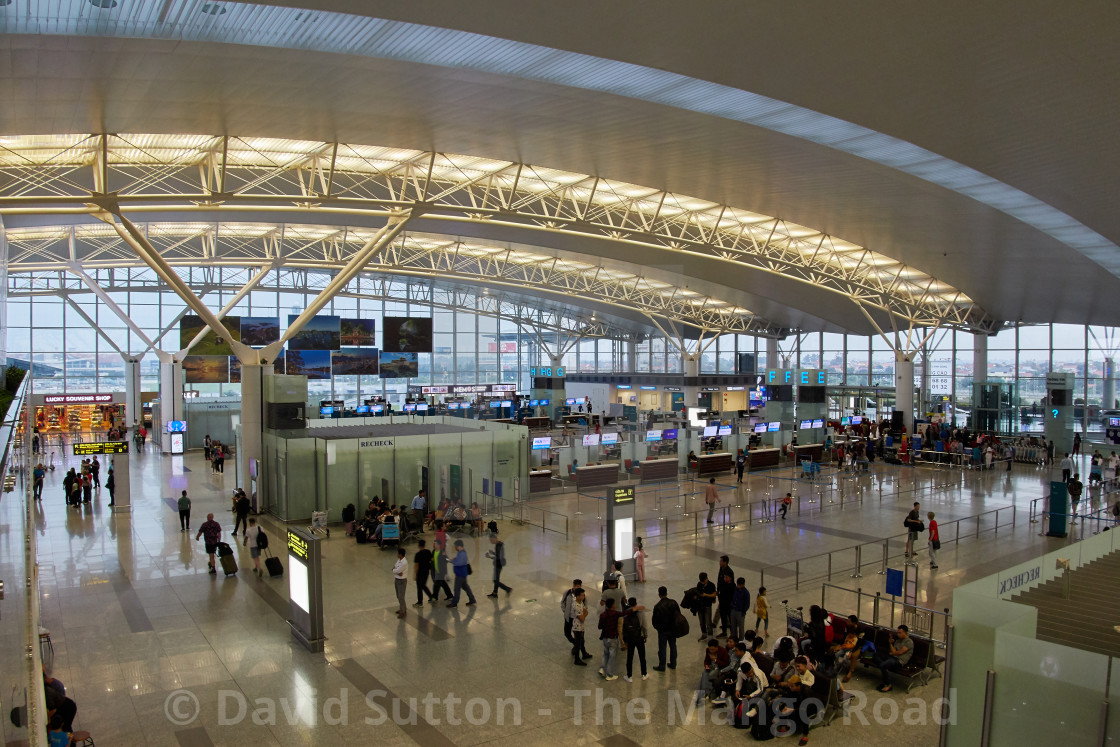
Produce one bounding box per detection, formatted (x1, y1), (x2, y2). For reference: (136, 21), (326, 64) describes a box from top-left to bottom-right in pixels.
(176, 263), (273, 360)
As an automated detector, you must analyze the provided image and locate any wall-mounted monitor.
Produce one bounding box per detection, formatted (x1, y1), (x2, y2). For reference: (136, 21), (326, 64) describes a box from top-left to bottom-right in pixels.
(416, 403), (429, 412)
(812, 419), (825, 429)
(840, 416), (851, 425)
(717, 425), (732, 436)
(529, 399), (540, 407)
(372, 405), (385, 413)
(769, 384), (794, 402)
(356, 405), (370, 414)
(583, 434), (600, 446)
(403, 404), (416, 412)
(798, 420), (812, 429)
(703, 425), (718, 437)
(1110, 417), (1120, 428)
(319, 406), (334, 416)
(532, 437), (552, 450)
(851, 415), (863, 424)
(754, 423), (767, 433)
(601, 433), (619, 445)
(500, 400), (512, 408)
(798, 385), (826, 404)
(646, 430), (662, 442)
(539, 399), (550, 406)
(565, 398), (576, 405)
(767, 421), (781, 432)
(166, 420), (187, 433)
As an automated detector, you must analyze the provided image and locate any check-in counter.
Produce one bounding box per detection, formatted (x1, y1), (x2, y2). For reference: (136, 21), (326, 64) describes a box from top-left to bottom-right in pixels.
(696, 452), (733, 476)
(529, 470), (554, 493)
(524, 416), (552, 430)
(574, 464), (621, 490)
(638, 457), (678, 483)
(746, 448), (781, 472)
(793, 443), (824, 463)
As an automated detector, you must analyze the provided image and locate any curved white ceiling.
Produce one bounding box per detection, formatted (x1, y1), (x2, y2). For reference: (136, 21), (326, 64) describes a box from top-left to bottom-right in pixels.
(1, 0), (1118, 330)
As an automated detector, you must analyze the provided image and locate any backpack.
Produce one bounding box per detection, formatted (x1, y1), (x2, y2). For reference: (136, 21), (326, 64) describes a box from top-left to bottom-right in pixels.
(622, 611), (643, 644)
(560, 587), (575, 616)
(681, 587), (700, 614)
(256, 529), (269, 550)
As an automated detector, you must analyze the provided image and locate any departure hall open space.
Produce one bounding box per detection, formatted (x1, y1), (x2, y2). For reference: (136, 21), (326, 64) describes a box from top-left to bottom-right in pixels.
(2, 2), (1120, 746)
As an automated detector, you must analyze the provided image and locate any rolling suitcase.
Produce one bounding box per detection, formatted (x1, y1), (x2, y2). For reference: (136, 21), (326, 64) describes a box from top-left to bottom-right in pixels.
(264, 548), (283, 578)
(217, 542), (237, 575)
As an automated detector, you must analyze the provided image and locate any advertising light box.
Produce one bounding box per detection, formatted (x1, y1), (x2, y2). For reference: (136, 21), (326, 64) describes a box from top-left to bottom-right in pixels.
(718, 425), (732, 436)
(754, 423), (767, 433)
(646, 430), (662, 442)
(601, 433), (619, 445)
(799, 420), (812, 429)
(662, 429), (678, 439)
(767, 421), (781, 432)
(583, 434), (600, 446)
(703, 425), (718, 437)
(532, 437), (552, 450)
(812, 419), (825, 428)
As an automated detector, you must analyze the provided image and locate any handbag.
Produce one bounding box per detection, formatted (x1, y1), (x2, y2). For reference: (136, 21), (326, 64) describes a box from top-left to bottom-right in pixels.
(467, 563), (473, 576)
(932, 539), (941, 550)
(673, 609), (690, 639)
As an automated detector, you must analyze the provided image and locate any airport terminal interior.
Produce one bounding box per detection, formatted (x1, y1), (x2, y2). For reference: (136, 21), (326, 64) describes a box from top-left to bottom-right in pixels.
(2, 2), (1120, 746)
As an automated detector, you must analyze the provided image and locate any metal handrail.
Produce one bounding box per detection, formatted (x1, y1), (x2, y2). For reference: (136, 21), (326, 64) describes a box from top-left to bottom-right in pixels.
(821, 582), (952, 647)
(757, 504), (1017, 591)
(479, 491), (570, 536)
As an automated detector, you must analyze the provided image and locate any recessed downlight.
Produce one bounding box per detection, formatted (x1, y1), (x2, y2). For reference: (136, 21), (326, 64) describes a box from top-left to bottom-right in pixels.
(88, 0), (117, 8)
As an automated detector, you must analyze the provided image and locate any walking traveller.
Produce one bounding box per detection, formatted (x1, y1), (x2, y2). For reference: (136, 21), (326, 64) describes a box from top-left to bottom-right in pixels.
(410, 489), (427, 534)
(716, 555), (735, 637)
(178, 490), (191, 531)
(562, 579), (585, 646)
(430, 542), (453, 601)
(695, 572), (717, 639)
(485, 533), (512, 597)
(33, 463), (45, 501)
(730, 577), (751, 640)
(754, 586), (769, 636)
(412, 539), (436, 606)
(904, 502), (923, 558)
(195, 513), (223, 575)
(242, 517), (264, 575)
(780, 492), (792, 520)
(106, 467), (115, 506)
(1060, 453), (1074, 483)
(393, 548), (408, 618)
(447, 539), (477, 607)
(705, 477), (720, 523)
(736, 450), (747, 483)
(232, 491), (251, 536)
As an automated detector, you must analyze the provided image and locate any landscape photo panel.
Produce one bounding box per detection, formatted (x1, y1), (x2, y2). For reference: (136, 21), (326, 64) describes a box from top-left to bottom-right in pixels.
(241, 316), (280, 347)
(287, 314), (341, 350)
(379, 351), (419, 378)
(332, 347), (380, 376)
(340, 318), (375, 346)
(286, 349), (332, 379)
(183, 355), (229, 383)
(382, 317), (432, 353)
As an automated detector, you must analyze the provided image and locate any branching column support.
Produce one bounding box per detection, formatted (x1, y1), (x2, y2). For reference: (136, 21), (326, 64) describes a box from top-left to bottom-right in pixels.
(854, 301), (941, 435)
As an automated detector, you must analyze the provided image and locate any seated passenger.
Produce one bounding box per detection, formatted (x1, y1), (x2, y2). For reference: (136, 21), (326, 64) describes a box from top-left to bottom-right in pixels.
(696, 638), (729, 705)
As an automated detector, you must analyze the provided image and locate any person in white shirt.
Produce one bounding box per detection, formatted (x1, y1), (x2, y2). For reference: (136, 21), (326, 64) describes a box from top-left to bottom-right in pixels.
(393, 548), (408, 618)
(1060, 453), (1075, 482)
(242, 517), (263, 576)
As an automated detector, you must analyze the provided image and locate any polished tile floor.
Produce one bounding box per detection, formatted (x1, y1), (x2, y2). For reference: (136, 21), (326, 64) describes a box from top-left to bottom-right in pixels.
(21, 445), (1108, 746)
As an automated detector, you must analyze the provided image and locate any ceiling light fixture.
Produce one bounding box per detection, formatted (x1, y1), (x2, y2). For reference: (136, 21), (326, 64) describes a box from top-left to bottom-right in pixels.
(201, 3), (226, 14)
(0, 0), (12, 7)
(87, 0), (117, 7)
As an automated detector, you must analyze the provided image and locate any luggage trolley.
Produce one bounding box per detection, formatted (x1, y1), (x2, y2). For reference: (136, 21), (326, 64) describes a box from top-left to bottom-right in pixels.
(779, 599), (805, 637)
(309, 510), (330, 538)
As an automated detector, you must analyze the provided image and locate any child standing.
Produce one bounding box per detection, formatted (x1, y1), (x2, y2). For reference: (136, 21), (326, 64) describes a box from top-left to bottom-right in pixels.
(633, 537), (647, 583)
(754, 586), (769, 636)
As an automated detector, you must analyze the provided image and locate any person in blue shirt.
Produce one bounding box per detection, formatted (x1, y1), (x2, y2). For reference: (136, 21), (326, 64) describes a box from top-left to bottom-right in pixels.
(447, 539), (477, 607)
(32, 462), (45, 501)
(730, 577), (751, 640)
(410, 489), (427, 533)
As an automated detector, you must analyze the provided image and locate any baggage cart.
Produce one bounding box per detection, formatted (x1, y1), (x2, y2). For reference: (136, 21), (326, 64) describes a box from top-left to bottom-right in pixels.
(310, 510), (330, 538)
(779, 599), (804, 637)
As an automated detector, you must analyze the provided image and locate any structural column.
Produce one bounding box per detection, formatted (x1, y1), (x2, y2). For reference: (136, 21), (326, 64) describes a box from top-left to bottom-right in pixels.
(972, 333), (988, 385)
(240, 363), (266, 502)
(1104, 357), (1116, 411)
(683, 355), (699, 411)
(894, 354), (916, 435)
(765, 338), (779, 370)
(123, 356), (142, 428)
(624, 340), (637, 373)
(158, 360), (183, 453)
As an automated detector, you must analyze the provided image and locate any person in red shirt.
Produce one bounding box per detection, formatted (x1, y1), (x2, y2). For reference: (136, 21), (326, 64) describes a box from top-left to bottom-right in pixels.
(927, 511), (940, 569)
(696, 638), (730, 703)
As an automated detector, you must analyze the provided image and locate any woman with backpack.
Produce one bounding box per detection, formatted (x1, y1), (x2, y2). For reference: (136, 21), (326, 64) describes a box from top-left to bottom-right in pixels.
(621, 597), (648, 682)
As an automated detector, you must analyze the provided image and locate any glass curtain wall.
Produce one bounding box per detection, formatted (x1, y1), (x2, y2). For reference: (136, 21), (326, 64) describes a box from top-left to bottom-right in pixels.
(5, 270), (1112, 432)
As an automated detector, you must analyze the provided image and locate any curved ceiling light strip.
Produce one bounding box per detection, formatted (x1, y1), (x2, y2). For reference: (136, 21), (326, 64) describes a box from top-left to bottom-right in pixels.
(0, 1), (1113, 276)
(3, 221), (785, 336)
(0, 134), (993, 333)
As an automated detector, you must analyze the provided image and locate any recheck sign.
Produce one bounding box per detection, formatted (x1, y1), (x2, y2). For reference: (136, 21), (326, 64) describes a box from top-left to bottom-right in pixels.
(999, 566), (1040, 595)
(360, 439), (395, 448)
